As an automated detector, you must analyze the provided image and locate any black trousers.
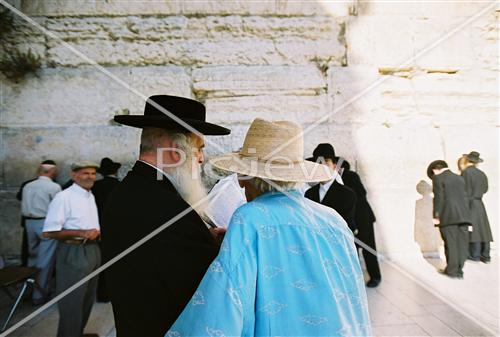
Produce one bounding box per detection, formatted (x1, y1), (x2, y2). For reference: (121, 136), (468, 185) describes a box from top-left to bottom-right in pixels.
(469, 241), (490, 260)
(439, 224), (468, 276)
(356, 221), (381, 281)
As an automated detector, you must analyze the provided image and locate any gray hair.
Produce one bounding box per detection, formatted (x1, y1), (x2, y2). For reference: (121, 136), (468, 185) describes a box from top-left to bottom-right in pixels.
(248, 177), (302, 194)
(140, 127), (193, 155)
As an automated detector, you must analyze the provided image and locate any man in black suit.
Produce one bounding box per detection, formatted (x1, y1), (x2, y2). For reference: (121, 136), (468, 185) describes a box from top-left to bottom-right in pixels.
(341, 160), (381, 288)
(101, 95), (230, 337)
(427, 160), (471, 279)
(305, 144), (357, 232)
(461, 151), (493, 263)
(92, 157), (121, 303)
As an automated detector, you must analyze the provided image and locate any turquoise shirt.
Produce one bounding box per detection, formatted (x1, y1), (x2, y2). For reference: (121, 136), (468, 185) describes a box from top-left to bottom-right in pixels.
(167, 190), (372, 337)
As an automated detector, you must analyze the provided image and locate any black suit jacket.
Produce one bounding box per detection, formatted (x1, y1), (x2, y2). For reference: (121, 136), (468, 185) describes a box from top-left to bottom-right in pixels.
(432, 169), (471, 226)
(101, 161), (220, 337)
(92, 176), (120, 223)
(342, 170), (376, 229)
(305, 180), (357, 231)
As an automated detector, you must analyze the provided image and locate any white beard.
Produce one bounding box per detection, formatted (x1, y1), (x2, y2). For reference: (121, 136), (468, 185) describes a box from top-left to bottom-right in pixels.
(169, 157), (209, 217)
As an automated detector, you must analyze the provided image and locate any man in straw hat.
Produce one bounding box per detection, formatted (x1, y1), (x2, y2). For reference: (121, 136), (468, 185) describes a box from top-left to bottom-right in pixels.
(101, 95), (230, 337)
(167, 118), (371, 337)
(43, 161), (101, 337)
(460, 151), (493, 263)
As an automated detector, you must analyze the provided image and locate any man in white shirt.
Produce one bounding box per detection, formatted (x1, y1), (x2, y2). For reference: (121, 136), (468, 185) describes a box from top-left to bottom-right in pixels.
(43, 161), (101, 337)
(21, 160), (61, 304)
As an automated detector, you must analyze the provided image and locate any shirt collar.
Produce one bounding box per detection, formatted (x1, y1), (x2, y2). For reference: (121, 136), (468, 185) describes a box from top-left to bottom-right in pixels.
(320, 178), (335, 191)
(69, 182), (93, 197)
(38, 176), (52, 182)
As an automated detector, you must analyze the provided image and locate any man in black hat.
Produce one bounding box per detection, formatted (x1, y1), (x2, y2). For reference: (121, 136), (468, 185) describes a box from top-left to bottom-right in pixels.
(101, 95), (230, 337)
(341, 160), (381, 288)
(427, 160), (471, 279)
(304, 143), (357, 232)
(461, 151), (493, 263)
(92, 157), (121, 302)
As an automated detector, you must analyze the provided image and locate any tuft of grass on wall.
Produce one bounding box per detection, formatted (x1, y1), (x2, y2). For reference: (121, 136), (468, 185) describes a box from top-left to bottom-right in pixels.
(0, 49), (42, 82)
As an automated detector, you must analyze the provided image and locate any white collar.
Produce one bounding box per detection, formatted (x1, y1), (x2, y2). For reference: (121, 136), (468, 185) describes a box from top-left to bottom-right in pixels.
(38, 176), (52, 181)
(69, 183), (92, 196)
(320, 178), (335, 191)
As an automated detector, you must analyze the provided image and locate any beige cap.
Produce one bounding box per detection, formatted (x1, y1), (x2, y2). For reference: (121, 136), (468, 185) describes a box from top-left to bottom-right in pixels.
(71, 161), (100, 172)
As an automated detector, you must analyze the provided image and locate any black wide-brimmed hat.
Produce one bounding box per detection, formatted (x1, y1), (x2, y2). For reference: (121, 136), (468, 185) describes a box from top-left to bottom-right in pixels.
(114, 95), (230, 135)
(97, 157), (121, 175)
(306, 143), (338, 162)
(463, 151), (483, 163)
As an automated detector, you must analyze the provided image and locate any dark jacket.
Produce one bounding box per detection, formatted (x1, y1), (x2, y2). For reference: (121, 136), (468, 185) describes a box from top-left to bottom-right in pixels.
(462, 166), (493, 242)
(305, 180), (357, 231)
(432, 169), (471, 226)
(341, 170), (376, 228)
(101, 161), (220, 337)
(92, 176), (120, 223)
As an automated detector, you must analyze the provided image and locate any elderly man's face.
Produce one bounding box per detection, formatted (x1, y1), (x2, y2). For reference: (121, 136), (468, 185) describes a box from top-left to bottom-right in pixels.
(190, 135), (205, 165)
(72, 167), (97, 190)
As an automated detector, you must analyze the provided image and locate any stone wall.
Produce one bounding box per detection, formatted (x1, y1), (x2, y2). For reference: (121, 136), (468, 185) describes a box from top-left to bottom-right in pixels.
(0, 0), (498, 258)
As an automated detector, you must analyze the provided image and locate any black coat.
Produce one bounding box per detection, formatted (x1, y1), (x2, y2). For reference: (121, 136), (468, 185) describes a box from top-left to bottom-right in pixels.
(432, 170), (471, 226)
(341, 170), (376, 228)
(305, 181), (357, 231)
(101, 161), (220, 337)
(462, 166), (493, 242)
(92, 176), (120, 223)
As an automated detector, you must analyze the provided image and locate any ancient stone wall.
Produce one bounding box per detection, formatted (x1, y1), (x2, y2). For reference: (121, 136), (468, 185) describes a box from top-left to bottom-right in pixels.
(0, 0), (498, 258)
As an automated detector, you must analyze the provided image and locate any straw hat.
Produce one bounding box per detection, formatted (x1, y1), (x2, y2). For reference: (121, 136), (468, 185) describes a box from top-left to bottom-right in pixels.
(209, 118), (333, 182)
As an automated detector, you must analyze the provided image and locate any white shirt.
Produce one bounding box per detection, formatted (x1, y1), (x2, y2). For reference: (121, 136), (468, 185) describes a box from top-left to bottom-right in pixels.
(21, 176), (61, 218)
(319, 178), (334, 202)
(43, 183), (100, 232)
(318, 168), (345, 202)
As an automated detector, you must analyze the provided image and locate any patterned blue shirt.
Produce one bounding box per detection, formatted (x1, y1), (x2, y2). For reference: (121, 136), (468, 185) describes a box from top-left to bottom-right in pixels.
(167, 190), (372, 337)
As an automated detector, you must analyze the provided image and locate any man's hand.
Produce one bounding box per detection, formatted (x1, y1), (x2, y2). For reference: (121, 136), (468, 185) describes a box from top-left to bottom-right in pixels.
(209, 227), (226, 243)
(433, 218), (440, 226)
(84, 229), (101, 240)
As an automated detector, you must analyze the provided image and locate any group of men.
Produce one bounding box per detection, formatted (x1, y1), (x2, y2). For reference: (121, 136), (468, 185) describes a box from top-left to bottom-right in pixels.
(427, 152), (492, 279)
(18, 157), (121, 336)
(15, 94), (492, 337)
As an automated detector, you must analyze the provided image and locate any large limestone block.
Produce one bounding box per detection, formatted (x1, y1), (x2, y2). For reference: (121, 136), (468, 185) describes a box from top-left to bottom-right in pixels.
(357, 1), (490, 18)
(44, 16), (345, 66)
(0, 191), (22, 256)
(205, 95), (329, 125)
(193, 65), (326, 97)
(1, 66), (191, 127)
(371, 187), (424, 257)
(346, 14), (490, 69)
(353, 125), (444, 189)
(21, 0), (351, 17)
(328, 65), (383, 124)
(1, 126), (141, 187)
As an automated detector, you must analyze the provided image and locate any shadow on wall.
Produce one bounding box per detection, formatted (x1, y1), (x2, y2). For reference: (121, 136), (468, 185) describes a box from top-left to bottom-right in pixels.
(414, 179), (442, 260)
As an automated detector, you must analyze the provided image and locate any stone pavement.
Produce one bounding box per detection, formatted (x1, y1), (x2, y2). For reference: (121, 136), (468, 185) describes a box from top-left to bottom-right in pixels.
(1, 257), (496, 337)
